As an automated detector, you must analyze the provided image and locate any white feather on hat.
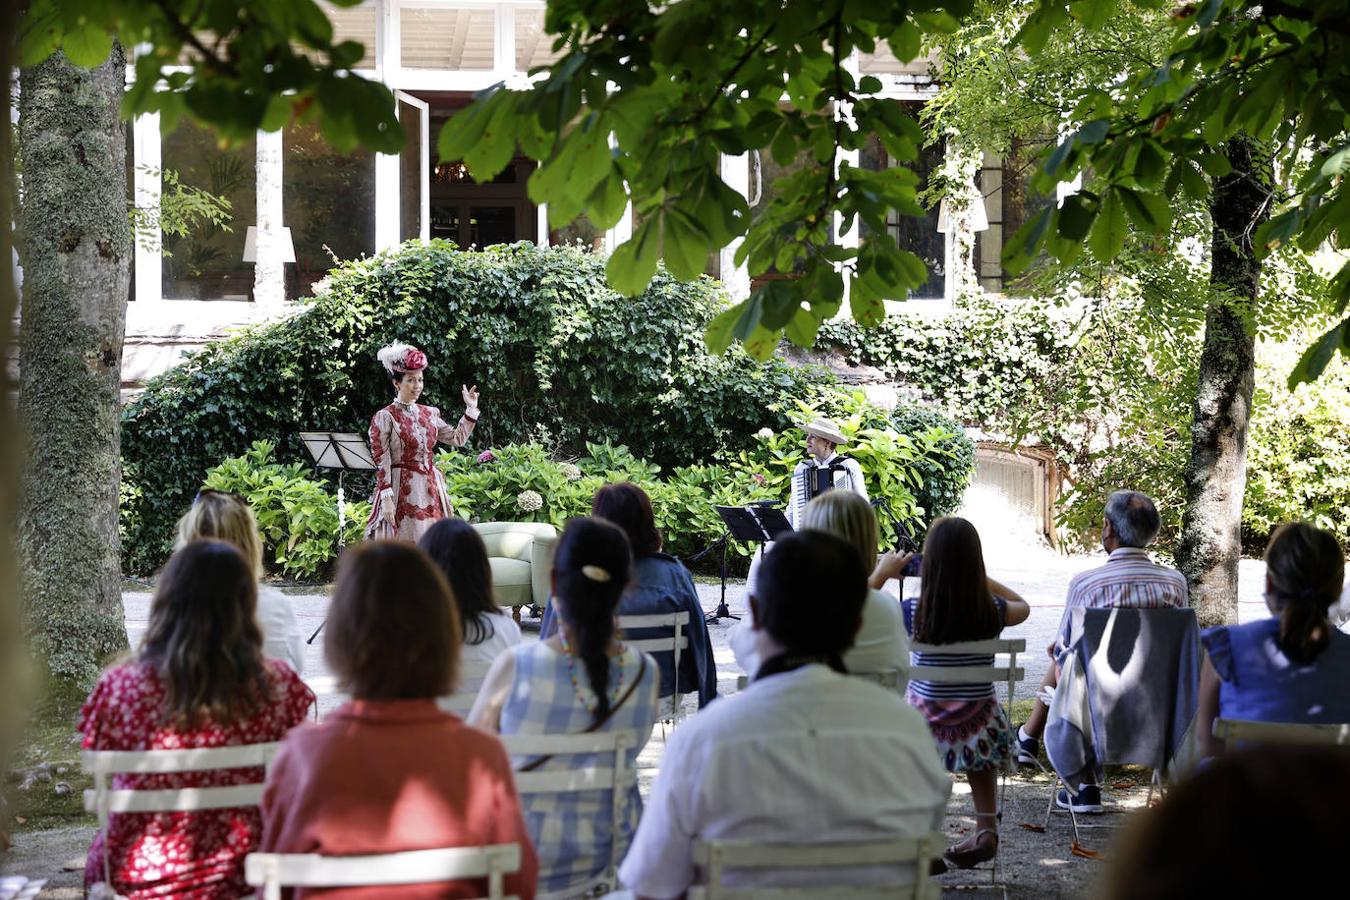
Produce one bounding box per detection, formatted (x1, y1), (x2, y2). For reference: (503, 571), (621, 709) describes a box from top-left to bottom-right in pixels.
(376, 341), (425, 375)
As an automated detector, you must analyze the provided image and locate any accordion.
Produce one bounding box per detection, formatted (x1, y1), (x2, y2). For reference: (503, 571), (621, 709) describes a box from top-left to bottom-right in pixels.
(805, 457), (853, 503)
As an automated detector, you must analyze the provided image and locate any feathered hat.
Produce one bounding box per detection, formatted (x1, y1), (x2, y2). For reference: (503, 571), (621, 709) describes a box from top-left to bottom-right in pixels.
(376, 341), (428, 376)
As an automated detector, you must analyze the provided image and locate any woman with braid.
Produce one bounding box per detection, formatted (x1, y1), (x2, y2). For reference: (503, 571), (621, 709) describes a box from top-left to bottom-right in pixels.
(1197, 522), (1350, 758)
(471, 517), (660, 894)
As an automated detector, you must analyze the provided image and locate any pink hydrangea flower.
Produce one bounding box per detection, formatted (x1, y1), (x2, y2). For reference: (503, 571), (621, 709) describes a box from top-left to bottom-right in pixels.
(477, 449), (496, 464)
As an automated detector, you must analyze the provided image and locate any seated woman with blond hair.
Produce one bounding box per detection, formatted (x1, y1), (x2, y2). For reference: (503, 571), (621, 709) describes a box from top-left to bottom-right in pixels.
(80, 540), (314, 899)
(176, 488), (304, 672)
(260, 540), (538, 898)
(732, 490), (909, 681)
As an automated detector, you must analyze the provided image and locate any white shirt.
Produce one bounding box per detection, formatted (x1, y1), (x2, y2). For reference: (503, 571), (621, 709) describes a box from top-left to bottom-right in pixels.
(459, 612), (524, 666)
(730, 589), (909, 685)
(256, 584), (305, 675)
(618, 665), (949, 898)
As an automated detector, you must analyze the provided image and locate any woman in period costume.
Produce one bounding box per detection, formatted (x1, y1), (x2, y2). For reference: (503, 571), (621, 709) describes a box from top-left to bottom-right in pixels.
(364, 342), (481, 542)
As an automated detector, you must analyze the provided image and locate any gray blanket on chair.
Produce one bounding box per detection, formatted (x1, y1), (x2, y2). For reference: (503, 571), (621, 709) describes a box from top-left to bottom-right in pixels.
(1045, 607), (1200, 789)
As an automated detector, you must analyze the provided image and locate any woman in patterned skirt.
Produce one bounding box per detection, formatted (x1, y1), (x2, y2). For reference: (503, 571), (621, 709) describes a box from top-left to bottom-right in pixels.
(80, 541), (314, 898)
(900, 516), (1030, 869)
(470, 518), (660, 894)
(364, 341), (481, 542)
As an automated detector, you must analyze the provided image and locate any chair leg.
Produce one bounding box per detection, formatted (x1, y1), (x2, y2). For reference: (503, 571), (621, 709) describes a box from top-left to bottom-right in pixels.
(513, 605), (521, 624)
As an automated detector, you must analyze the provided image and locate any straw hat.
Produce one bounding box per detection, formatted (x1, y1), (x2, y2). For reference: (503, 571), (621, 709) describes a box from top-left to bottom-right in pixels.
(803, 417), (847, 445)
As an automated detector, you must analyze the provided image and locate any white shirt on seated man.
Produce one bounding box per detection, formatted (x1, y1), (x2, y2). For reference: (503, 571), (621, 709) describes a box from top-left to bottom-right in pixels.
(618, 530), (950, 899)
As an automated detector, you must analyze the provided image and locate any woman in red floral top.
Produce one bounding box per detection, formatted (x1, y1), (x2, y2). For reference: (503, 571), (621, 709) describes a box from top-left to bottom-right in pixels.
(80, 540), (314, 898)
(364, 341), (481, 542)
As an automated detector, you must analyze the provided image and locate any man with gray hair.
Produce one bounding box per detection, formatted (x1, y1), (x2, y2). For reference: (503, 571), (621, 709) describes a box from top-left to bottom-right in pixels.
(1014, 490), (1187, 812)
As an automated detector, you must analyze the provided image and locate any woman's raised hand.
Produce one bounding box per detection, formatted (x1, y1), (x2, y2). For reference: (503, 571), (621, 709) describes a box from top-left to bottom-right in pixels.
(462, 384), (479, 408)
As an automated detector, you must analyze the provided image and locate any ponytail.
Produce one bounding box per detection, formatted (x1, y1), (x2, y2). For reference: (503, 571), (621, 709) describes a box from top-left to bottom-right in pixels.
(1265, 523), (1344, 666)
(553, 518), (634, 725)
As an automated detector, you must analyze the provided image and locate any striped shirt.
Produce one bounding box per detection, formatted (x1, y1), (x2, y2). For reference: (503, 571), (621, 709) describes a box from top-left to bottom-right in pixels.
(902, 597), (1008, 701)
(1055, 548), (1188, 646)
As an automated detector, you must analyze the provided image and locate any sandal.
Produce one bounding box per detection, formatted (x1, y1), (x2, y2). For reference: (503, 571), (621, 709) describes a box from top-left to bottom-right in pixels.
(943, 828), (999, 869)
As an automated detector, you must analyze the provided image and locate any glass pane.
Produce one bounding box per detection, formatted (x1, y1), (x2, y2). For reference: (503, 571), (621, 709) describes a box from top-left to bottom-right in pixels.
(973, 138), (1053, 294)
(161, 121), (254, 301)
(859, 116), (945, 300)
(516, 8), (565, 71)
(470, 206), (516, 248)
(283, 120), (376, 298)
(431, 204), (460, 243)
(401, 8), (495, 69)
(400, 100), (423, 243)
(748, 146), (829, 276)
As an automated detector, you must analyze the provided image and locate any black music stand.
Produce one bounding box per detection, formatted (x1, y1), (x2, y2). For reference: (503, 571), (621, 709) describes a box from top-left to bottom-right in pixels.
(299, 432), (375, 643)
(700, 504), (792, 624)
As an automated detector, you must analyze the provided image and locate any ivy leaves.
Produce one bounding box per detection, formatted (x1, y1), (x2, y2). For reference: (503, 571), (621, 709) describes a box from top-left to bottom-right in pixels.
(21, 0), (402, 152)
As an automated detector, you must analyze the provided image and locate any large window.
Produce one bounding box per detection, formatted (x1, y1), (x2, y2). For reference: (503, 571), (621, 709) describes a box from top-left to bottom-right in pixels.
(975, 138), (1053, 295)
(160, 121), (254, 301)
(284, 121), (376, 297)
(859, 115), (945, 299)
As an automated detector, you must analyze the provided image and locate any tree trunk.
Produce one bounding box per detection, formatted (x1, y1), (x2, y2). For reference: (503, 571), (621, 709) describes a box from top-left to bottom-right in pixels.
(1175, 136), (1270, 628)
(17, 47), (131, 684)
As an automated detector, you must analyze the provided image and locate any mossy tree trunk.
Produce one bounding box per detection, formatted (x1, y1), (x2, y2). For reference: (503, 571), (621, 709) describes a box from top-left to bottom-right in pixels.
(1175, 136), (1271, 628)
(17, 47), (131, 684)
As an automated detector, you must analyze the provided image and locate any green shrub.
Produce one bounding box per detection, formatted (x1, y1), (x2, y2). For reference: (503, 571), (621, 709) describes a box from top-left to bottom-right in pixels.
(121, 241), (824, 573)
(202, 441), (369, 581)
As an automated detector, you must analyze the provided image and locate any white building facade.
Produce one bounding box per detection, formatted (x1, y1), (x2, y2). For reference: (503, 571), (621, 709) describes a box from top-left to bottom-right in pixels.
(118, 0), (1037, 389)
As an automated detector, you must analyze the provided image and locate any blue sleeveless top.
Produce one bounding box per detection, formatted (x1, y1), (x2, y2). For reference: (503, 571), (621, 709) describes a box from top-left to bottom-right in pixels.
(1202, 617), (1350, 724)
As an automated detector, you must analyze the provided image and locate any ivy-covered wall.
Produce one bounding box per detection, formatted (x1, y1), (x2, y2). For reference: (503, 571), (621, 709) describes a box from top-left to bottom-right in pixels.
(120, 241), (827, 573)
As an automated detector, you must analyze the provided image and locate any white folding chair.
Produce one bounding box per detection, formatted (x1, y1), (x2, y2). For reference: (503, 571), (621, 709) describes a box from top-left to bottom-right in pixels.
(617, 611), (690, 723)
(83, 743), (283, 890)
(500, 729), (637, 900)
(439, 659), (498, 715)
(908, 638), (1026, 888)
(245, 844), (523, 900)
(734, 667), (903, 693)
(1214, 718), (1350, 746)
(687, 833), (946, 900)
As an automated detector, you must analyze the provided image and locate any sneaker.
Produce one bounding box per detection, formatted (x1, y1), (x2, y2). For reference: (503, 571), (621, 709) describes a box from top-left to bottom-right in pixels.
(1014, 728), (1040, 766)
(1056, 784), (1104, 814)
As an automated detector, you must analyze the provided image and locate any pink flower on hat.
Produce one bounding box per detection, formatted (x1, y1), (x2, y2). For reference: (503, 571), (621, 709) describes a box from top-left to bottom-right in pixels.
(403, 348), (427, 371)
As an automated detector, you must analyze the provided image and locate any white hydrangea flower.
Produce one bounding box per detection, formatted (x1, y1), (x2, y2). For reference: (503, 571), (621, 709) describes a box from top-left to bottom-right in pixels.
(517, 490), (544, 512)
(756, 427), (774, 440)
(559, 462), (583, 481)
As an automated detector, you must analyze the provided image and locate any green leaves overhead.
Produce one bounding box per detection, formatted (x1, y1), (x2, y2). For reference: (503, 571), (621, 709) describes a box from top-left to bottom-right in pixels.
(1005, 0), (1350, 383)
(22, 0), (404, 153)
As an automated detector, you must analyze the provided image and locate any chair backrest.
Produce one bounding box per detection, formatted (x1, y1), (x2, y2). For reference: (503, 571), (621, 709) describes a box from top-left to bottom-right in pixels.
(439, 658), (498, 715)
(498, 729), (636, 893)
(734, 667), (905, 694)
(244, 843), (523, 900)
(83, 743), (282, 822)
(618, 611), (690, 719)
(687, 833), (944, 900)
(1214, 718), (1350, 746)
(908, 638), (1027, 709)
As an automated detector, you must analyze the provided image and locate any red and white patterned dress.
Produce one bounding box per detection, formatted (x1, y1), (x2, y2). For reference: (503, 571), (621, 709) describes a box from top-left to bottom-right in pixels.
(364, 400), (477, 542)
(80, 659), (314, 899)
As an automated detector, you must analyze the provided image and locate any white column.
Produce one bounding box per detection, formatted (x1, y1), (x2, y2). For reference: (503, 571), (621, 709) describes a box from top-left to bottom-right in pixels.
(375, 0), (400, 81)
(132, 112), (162, 304)
(252, 129), (287, 305)
(536, 203), (550, 245)
(496, 4), (516, 76)
(940, 142), (982, 304)
(375, 105), (402, 251)
(719, 152), (751, 300)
